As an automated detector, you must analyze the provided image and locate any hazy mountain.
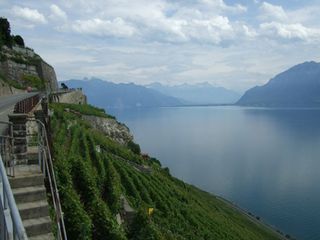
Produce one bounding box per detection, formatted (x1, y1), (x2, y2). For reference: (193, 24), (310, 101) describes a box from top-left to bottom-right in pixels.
(146, 82), (241, 104)
(237, 61), (320, 107)
(62, 78), (183, 108)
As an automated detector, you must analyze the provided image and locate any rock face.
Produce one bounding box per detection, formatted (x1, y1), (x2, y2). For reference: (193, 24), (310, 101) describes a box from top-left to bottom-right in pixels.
(57, 90), (87, 104)
(37, 60), (58, 91)
(237, 61), (320, 107)
(83, 115), (133, 145)
(0, 79), (24, 96)
(0, 45), (58, 93)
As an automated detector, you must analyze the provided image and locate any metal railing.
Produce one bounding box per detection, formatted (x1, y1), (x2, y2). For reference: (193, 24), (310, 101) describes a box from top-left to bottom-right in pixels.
(35, 119), (67, 240)
(0, 154), (28, 240)
(14, 95), (40, 114)
(1, 94), (67, 239)
(1, 118), (67, 239)
(0, 121), (15, 177)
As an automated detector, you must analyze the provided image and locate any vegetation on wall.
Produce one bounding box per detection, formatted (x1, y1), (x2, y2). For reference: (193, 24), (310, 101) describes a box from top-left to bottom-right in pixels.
(0, 72), (24, 89)
(22, 74), (45, 90)
(50, 103), (282, 240)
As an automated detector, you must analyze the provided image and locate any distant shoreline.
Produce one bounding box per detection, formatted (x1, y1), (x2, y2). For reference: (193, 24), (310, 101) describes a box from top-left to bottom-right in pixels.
(106, 104), (320, 109)
(216, 196), (290, 240)
(163, 104), (320, 109)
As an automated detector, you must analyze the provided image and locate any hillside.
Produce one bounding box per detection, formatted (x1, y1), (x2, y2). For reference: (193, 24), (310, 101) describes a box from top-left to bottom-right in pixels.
(146, 82), (240, 104)
(63, 78), (183, 108)
(50, 102), (282, 240)
(237, 61), (320, 107)
(0, 18), (58, 93)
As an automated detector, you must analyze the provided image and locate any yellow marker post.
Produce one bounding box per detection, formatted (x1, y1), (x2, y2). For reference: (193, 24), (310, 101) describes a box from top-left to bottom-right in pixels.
(148, 208), (154, 216)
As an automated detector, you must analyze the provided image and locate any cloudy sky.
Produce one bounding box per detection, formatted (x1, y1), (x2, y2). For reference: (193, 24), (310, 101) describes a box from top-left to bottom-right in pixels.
(1, 0), (320, 92)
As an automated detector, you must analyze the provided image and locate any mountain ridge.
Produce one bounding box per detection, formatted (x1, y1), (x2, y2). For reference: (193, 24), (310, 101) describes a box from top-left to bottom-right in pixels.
(237, 61), (320, 107)
(63, 78), (183, 108)
(146, 82), (241, 104)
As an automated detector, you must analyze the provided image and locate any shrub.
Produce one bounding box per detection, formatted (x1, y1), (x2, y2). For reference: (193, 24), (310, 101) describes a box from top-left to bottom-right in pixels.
(127, 141), (141, 155)
(13, 35), (24, 47)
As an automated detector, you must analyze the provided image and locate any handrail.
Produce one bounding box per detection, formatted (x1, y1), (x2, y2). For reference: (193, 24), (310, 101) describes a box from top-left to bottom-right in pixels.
(0, 121), (15, 177)
(14, 94), (41, 114)
(0, 154), (28, 240)
(35, 119), (67, 240)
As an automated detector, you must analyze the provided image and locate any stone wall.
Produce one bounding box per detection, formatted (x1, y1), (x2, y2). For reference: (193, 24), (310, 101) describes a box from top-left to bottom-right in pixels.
(36, 61), (58, 92)
(0, 79), (24, 96)
(12, 46), (35, 58)
(0, 46), (58, 92)
(0, 60), (38, 83)
(57, 90), (87, 105)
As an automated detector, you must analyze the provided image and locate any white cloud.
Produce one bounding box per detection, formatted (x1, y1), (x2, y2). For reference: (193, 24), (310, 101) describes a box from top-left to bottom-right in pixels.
(260, 2), (287, 21)
(3, 0), (320, 91)
(201, 0), (247, 13)
(12, 5), (47, 24)
(71, 18), (138, 38)
(55, 0), (247, 45)
(129, 65), (168, 78)
(242, 25), (257, 38)
(49, 4), (67, 21)
(64, 62), (168, 82)
(185, 16), (234, 44)
(260, 22), (320, 41)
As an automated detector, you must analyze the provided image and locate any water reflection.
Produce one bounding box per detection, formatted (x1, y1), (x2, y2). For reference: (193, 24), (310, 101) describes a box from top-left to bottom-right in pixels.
(109, 106), (320, 240)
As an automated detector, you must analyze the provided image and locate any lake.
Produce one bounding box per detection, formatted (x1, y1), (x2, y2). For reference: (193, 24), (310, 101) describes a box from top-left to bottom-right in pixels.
(108, 106), (320, 240)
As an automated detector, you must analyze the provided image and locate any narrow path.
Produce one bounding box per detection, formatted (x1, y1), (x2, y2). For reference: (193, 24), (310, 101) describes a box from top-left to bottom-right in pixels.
(0, 93), (37, 132)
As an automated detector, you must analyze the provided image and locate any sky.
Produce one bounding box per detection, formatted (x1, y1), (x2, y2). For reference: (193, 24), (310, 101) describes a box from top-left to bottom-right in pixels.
(1, 0), (320, 92)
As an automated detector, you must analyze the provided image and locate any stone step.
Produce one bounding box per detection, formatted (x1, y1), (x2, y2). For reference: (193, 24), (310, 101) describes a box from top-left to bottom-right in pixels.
(15, 152), (27, 160)
(13, 130), (27, 137)
(18, 200), (49, 220)
(10, 175), (44, 189)
(13, 186), (46, 204)
(13, 124), (26, 131)
(27, 152), (39, 165)
(29, 233), (54, 240)
(9, 174), (43, 189)
(14, 137), (27, 145)
(24, 216), (52, 237)
(13, 145), (27, 154)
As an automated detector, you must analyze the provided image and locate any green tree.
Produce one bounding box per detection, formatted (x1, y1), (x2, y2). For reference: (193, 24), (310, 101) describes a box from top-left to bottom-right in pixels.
(13, 35), (24, 47)
(0, 17), (12, 47)
(128, 140), (141, 155)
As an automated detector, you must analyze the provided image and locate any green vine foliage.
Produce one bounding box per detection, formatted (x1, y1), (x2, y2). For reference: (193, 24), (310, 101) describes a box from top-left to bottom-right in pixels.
(51, 103), (282, 240)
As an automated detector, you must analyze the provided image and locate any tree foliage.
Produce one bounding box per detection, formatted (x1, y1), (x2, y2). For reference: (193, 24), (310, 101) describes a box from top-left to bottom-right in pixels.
(0, 18), (25, 48)
(13, 35), (24, 47)
(0, 17), (11, 47)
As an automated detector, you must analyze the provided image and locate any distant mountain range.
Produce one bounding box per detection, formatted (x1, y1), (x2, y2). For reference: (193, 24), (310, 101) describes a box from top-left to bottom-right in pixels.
(237, 61), (320, 107)
(64, 61), (320, 109)
(62, 78), (183, 108)
(146, 82), (240, 104)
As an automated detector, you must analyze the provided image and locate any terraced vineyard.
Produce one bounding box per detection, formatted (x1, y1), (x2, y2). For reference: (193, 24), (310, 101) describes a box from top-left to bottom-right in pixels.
(50, 103), (282, 240)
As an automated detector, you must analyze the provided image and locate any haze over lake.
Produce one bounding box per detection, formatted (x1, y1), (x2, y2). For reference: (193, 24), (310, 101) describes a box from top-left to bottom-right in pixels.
(109, 106), (320, 240)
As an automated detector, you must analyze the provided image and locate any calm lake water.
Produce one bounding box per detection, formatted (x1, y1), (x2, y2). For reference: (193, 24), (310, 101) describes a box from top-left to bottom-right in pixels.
(108, 106), (320, 240)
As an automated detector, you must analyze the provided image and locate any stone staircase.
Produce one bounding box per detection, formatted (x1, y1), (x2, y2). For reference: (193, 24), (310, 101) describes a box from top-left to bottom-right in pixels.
(9, 165), (54, 239)
(8, 114), (54, 239)
(12, 117), (28, 165)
